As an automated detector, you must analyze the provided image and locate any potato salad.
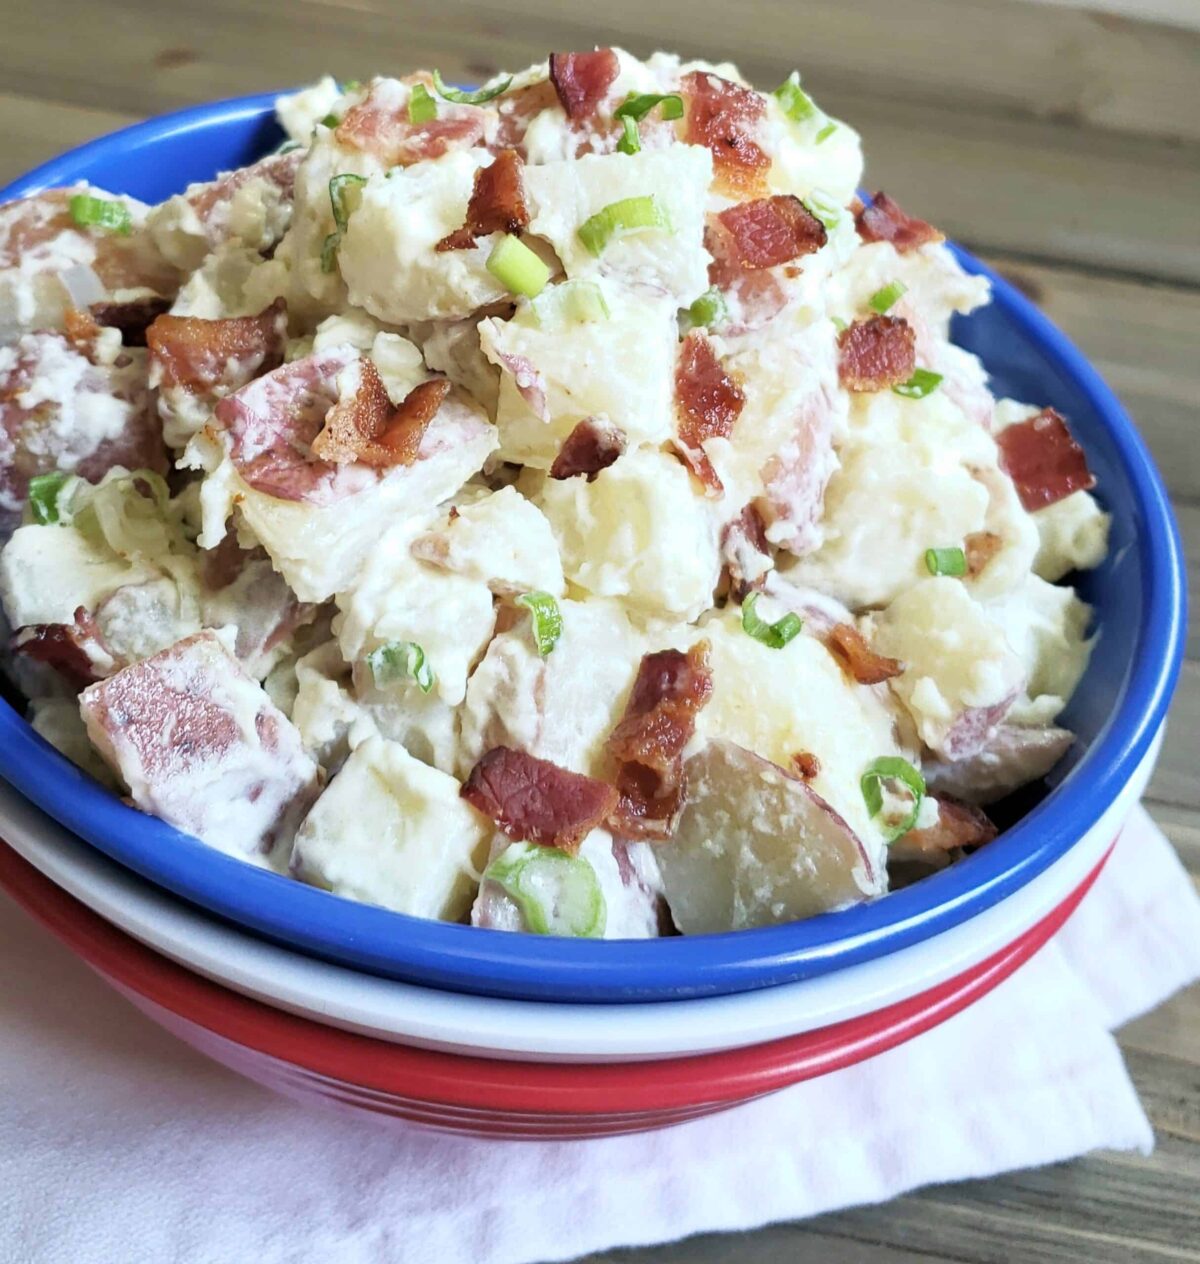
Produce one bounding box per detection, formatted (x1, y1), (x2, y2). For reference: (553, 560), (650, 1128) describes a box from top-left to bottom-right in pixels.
(0, 49), (1108, 937)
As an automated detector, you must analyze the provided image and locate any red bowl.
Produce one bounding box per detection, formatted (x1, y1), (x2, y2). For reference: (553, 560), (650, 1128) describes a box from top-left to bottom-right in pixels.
(0, 837), (1114, 1139)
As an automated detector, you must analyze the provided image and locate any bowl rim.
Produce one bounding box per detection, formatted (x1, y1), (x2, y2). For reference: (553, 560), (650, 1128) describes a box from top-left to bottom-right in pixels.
(0, 837), (1114, 1113)
(0, 93), (1187, 1002)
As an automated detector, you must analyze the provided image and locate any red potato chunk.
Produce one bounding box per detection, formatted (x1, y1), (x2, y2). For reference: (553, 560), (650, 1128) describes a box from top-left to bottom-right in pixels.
(924, 724), (1075, 806)
(79, 631), (320, 863)
(656, 739), (880, 933)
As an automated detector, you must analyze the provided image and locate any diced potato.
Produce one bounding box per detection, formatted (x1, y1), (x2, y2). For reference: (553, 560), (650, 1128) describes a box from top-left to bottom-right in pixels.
(1032, 490), (1110, 582)
(657, 739), (880, 933)
(925, 724), (1074, 806)
(289, 736), (491, 920)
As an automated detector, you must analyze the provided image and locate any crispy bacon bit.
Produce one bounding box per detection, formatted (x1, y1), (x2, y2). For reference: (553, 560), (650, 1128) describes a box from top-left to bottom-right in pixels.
(436, 148), (529, 251)
(88, 295), (173, 346)
(713, 197), (826, 271)
(549, 416), (627, 481)
(674, 331), (745, 493)
(337, 85), (489, 167)
(312, 361), (452, 469)
(792, 751), (821, 780)
(461, 746), (618, 853)
(996, 408), (1096, 512)
(855, 192), (944, 254)
(146, 300), (287, 392)
(681, 71), (770, 197)
(837, 315), (917, 392)
(12, 607), (117, 689)
(721, 505), (772, 600)
(890, 798), (997, 870)
(606, 642), (714, 839)
(62, 307), (103, 357)
(548, 49), (620, 120)
(826, 623), (904, 685)
(964, 530), (1004, 577)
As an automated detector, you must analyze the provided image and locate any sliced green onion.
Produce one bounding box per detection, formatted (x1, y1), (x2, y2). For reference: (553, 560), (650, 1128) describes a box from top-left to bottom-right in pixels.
(517, 591), (563, 657)
(328, 173), (367, 234)
(615, 92), (684, 123)
(342, 79), (362, 93)
(925, 546), (967, 577)
(276, 139), (302, 155)
(741, 592), (803, 650)
(831, 315), (848, 333)
(529, 279), (610, 327)
(577, 195), (671, 256)
(68, 195), (132, 236)
(27, 471), (72, 525)
(892, 368), (944, 399)
(431, 69), (512, 105)
(685, 286), (727, 330)
(486, 234), (550, 298)
(773, 72), (817, 123)
(861, 756), (926, 842)
(804, 192), (841, 231)
(367, 641), (435, 694)
(484, 842), (606, 937)
(319, 112), (340, 128)
(868, 280), (908, 314)
(320, 232), (341, 274)
(816, 121), (838, 144)
(616, 114), (641, 155)
(408, 83), (437, 123)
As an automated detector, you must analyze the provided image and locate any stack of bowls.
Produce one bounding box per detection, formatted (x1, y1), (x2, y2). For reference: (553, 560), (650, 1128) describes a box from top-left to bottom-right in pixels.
(0, 99), (1185, 1140)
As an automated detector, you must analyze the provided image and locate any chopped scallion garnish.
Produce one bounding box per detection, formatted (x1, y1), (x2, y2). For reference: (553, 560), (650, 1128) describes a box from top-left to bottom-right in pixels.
(68, 195), (132, 236)
(773, 72), (817, 124)
(516, 591), (563, 657)
(616, 114), (641, 155)
(685, 287), (727, 330)
(484, 842), (607, 937)
(925, 547), (967, 577)
(342, 79), (362, 93)
(577, 195), (671, 256)
(615, 92), (684, 123)
(831, 315), (848, 332)
(861, 756), (925, 842)
(869, 280), (908, 314)
(741, 592), (803, 650)
(328, 173), (367, 234)
(319, 112), (340, 128)
(815, 121), (838, 144)
(892, 368), (944, 399)
(486, 234), (551, 298)
(529, 279), (610, 327)
(27, 471), (72, 525)
(367, 641), (436, 694)
(431, 70), (512, 105)
(804, 192), (841, 231)
(408, 83), (437, 123)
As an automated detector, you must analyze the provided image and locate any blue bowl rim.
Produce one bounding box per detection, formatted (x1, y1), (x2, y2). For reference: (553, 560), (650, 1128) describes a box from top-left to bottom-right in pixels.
(0, 93), (1187, 1002)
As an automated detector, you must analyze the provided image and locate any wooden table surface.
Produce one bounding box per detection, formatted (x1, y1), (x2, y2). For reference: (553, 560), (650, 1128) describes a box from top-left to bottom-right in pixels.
(3, 2), (1196, 1260)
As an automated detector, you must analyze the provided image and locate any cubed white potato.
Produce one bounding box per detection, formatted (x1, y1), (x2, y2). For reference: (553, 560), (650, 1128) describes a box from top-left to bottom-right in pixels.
(869, 577), (1026, 758)
(339, 150), (511, 324)
(411, 486), (564, 596)
(289, 736), (490, 920)
(459, 596), (645, 778)
(963, 463), (1041, 601)
(524, 145), (713, 305)
(984, 574), (1093, 726)
(690, 605), (908, 859)
(275, 76), (344, 144)
(478, 282), (676, 467)
(763, 90), (864, 209)
(656, 739), (880, 933)
(529, 447), (720, 622)
(29, 696), (119, 787)
(1032, 490), (1110, 582)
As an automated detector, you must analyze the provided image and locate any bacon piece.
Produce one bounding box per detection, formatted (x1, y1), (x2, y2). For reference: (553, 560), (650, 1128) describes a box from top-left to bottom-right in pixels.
(337, 84), (489, 167)
(964, 530), (1004, 577)
(837, 315), (917, 392)
(673, 331), (745, 493)
(61, 307), (104, 358)
(681, 71), (770, 198)
(606, 642), (714, 839)
(792, 751), (821, 780)
(79, 631), (319, 860)
(825, 623), (904, 685)
(855, 192), (944, 253)
(88, 295), (173, 346)
(12, 607), (118, 689)
(147, 300), (288, 393)
(461, 746), (618, 854)
(889, 798), (997, 870)
(713, 197), (826, 271)
(313, 364), (452, 469)
(436, 148), (529, 251)
(721, 505), (772, 600)
(996, 408), (1096, 512)
(548, 49), (620, 120)
(549, 417), (627, 481)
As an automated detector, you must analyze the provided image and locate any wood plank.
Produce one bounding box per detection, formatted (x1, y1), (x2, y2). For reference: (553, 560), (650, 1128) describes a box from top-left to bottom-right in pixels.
(1, 2), (1197, 282)
(1145, 802), (1200, 877)
(0, 92), (137, 188)
(1145, 661), (1200, 813)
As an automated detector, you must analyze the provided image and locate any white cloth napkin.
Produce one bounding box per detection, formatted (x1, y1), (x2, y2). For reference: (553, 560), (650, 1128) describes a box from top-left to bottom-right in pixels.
(1, 805), (1197, 1264)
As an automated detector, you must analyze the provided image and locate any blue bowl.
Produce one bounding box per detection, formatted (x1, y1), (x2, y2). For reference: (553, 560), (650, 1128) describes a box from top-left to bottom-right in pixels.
(0, 95), (1186, 1002)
